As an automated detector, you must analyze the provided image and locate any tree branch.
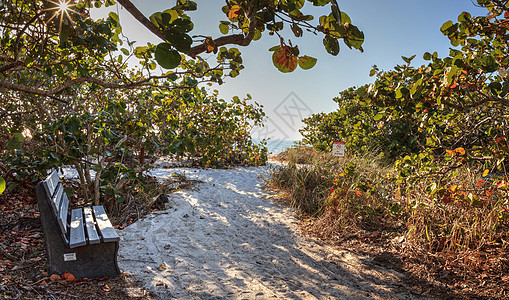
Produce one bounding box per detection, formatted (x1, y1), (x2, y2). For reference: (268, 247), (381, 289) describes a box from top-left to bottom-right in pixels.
(116, 0), (257, 58)
(442, 91), (509, 110)
(0, 71), (184, 98)
(116, 0), (166, 41)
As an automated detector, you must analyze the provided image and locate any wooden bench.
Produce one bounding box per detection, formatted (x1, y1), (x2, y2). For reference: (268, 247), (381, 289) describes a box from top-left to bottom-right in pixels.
(36, 169), (120, 279)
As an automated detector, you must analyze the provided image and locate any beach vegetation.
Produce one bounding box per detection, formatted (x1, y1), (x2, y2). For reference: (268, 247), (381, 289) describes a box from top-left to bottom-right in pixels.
(269, 0), (509, 288)
(1, 0), (359, 201)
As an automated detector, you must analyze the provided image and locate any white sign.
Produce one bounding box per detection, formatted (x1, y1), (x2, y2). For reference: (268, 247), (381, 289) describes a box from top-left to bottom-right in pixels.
(63, 253), (77, 261)
(332, 142), (345, 157)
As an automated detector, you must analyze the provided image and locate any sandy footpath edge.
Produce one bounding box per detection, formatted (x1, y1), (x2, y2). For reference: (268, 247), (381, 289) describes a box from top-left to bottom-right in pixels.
(117, 163), (430, 299)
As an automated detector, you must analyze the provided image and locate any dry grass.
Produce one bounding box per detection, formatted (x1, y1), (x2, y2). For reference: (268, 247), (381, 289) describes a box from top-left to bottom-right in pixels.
(266, 146), (509, 272)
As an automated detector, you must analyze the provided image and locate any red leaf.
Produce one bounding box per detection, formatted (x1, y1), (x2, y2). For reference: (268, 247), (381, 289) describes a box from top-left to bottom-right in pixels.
(477, 180), (485, 186)
(272, 48), (298, 73)
(441, 195), (451, 204)
(62, 272), (78, 282)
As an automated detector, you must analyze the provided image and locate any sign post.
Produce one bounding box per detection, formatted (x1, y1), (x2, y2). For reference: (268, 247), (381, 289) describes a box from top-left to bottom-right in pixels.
(332, 141), (345, 157)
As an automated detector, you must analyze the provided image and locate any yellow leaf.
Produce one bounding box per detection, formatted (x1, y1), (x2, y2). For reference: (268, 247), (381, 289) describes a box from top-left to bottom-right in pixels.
(449, 185), (458, 192)
(482, 169), (489, 177)
(227, 5), (241, 19)
(446, 149), (455, 155)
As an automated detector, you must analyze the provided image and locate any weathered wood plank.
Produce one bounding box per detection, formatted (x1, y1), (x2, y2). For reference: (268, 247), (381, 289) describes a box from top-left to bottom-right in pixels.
(57, 191), (69, 234)
(50, 184), (64, 215)
(69, 208), (86, 248)
(84, 207), (100, 244)
(93, 206), (119, 242)
(43, 169), (60, 198)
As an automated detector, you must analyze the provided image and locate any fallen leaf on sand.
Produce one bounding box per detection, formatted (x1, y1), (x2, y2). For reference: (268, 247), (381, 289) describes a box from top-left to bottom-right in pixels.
(49, 274), (61, 281)
(103, 284), (112, 292)
(62, 272), (78, 282)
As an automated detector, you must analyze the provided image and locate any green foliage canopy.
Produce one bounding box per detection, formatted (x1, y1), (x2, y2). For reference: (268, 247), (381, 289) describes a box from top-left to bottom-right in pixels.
(302, 0), (509, 180)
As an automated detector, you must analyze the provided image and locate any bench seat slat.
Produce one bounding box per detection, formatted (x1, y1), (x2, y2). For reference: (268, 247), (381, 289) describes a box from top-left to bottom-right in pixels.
(84, 207), (101, 244)
(93, 206), (119, 242)
(57, 192), (69, 234)
(69, 208), (86, 248)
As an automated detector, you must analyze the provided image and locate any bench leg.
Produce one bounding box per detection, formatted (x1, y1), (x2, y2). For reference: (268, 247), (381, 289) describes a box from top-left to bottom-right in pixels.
(36, 183), (120, 279)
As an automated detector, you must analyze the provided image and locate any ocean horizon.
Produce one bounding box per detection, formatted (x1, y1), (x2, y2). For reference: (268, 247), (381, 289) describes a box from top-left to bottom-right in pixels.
(253, 139), (299, 154)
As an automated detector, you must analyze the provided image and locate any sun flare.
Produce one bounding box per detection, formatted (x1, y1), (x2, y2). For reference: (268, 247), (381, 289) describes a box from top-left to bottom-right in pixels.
(59, 1), (69, 12)
(43, 0), (78, 34)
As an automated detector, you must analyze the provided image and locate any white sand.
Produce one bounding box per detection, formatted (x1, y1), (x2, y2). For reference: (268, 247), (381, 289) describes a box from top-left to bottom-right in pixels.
(117, 163), (425, 299)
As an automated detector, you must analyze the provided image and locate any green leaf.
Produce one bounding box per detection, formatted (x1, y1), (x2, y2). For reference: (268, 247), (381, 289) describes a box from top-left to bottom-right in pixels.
(457, 11), (471, 22)
(219, 23), (229, 34)
(440, 20), (454, 33)
(174, 0), (197, 11)
(162, 9), (179, 24)
(0, 176), (5, 195)
(489, 82), (502, 94)
(5, 133), (24, 150)
(155, 43), (181, 69)
(423, 52), (432, 61)
(323, 35), (340, 56)
(108, 12), (119, 22)
(150, 13), (164, 28)
(426, 137), (436, 147)
(345, 25), (364, 51)
(310, 0), (331, 6)
(374, 113), (385, 121)
(340, 12), (351, 25)
(298, 56), (317, 70)
(291, 23), (303, 37)
(120, 48), (129, 55)
(164, 31), (192, 52)
(402, 55), (416, 64)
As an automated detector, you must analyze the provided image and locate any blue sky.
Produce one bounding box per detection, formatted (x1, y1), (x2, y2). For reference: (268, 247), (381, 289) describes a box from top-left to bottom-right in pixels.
(93, 1), (487, 141)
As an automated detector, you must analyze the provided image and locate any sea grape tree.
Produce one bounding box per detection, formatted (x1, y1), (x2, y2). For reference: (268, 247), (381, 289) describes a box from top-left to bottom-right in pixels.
(0, 0), (363, 196)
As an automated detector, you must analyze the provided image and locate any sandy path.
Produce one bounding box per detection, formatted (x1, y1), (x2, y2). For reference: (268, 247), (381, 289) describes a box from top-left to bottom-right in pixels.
(117, 164), (426, 299)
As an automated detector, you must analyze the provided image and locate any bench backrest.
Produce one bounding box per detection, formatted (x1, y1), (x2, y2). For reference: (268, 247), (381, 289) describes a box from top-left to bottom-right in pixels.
(42, 170), (69, 235)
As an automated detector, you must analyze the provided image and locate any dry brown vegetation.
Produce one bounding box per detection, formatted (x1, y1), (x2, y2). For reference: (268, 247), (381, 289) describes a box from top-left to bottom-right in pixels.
(267, 146), (509, 299)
